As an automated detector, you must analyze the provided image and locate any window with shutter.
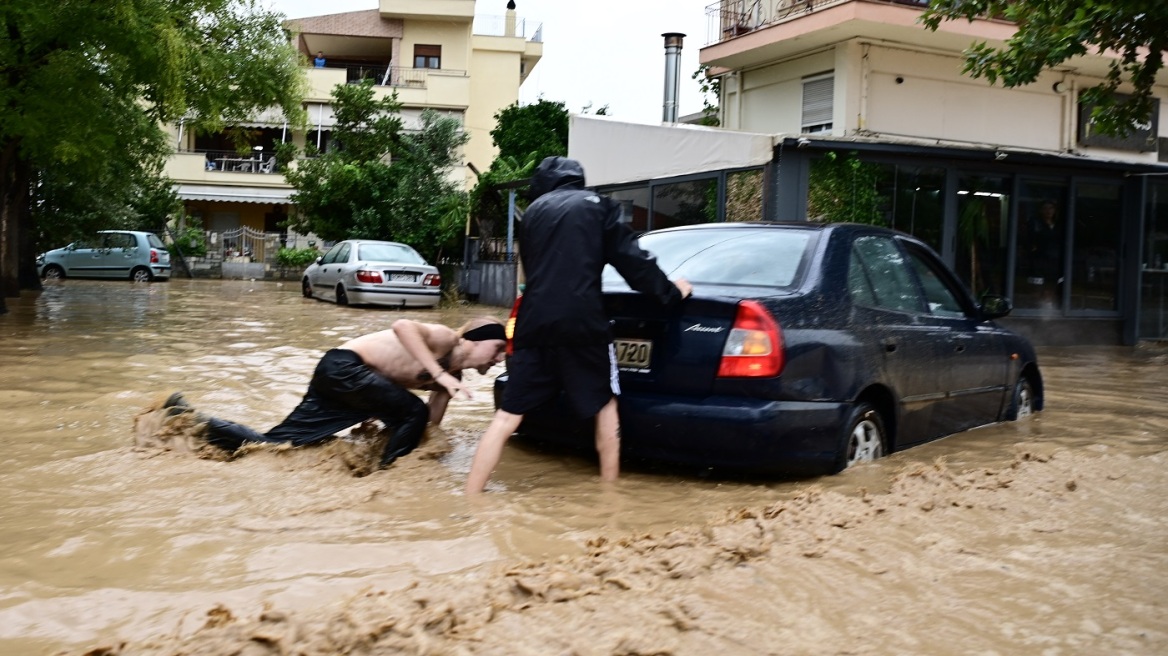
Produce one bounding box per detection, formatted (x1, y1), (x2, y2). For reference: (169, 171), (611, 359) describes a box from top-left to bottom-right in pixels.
(414, 44), (441, 69)
(802, 74), (834, 133)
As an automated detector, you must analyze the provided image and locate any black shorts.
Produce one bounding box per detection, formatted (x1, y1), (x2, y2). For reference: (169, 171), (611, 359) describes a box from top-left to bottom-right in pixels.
(499, 344), (619, 419)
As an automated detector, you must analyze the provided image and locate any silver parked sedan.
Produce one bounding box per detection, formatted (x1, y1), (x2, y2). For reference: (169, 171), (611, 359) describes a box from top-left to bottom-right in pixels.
(301, 240), (442, 308)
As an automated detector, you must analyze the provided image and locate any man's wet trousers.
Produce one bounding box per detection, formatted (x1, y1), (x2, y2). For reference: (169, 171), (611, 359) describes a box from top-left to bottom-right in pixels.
(203, 349), (428, 467)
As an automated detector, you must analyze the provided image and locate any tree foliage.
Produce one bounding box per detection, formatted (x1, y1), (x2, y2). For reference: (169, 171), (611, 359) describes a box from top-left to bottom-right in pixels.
(921, 0), (1168, 136)
(283, 81), (469, 262)
(0, 0), (308, 311)
(466, 99), (571, 240)
(489, 99), (569, 165)
(692, 65), (722, 127)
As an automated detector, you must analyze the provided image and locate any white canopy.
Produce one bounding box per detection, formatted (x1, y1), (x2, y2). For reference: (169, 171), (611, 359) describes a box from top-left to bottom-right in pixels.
(568, 114), (776, 187)
(176, 185), (294, 204)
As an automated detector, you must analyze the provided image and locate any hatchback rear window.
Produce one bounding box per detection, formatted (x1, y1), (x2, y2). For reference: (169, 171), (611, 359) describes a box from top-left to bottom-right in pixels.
(359, 244), (426, 264)
(604, 228), (814, 288)
(147, 234), (165, 249)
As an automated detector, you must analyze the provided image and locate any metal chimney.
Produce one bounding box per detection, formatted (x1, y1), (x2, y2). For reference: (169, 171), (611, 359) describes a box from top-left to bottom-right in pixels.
(662, 32), (685, 123)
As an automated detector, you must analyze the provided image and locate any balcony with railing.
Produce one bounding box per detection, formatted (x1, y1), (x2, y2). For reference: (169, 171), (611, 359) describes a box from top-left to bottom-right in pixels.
(305, 64), (471, 107)
(704, 0), (929, 45)
(472, 14), (544, 42)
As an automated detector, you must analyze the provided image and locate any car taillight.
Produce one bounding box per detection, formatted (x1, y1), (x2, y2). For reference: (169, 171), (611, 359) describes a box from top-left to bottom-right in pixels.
(150, 249), (159, 264)
(717, 300), (784, 378)
(422, 273), (441, 286)
(506, 295), (523, 356)
(355, 270), (383, 283)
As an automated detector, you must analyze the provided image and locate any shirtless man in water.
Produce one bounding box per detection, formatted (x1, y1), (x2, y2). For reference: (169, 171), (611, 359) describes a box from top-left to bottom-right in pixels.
(169, 316), (507, 468)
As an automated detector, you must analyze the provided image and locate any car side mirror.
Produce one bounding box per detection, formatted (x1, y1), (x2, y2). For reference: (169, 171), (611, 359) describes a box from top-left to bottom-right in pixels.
(315, 256), (323, 265)
(979, 294), (1013, 319)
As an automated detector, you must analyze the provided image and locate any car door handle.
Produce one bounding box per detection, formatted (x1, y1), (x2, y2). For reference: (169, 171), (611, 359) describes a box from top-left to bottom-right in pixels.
(883, 339), (897, 353)
(954, 344), (966, 353)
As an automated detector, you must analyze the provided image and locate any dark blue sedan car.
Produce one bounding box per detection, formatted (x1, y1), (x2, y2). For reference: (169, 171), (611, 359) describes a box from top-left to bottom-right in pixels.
(494, 222), (1043, 476)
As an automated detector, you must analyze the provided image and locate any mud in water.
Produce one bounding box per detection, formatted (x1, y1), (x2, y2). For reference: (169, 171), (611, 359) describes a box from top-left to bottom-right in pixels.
(0, 280), (1165, 655)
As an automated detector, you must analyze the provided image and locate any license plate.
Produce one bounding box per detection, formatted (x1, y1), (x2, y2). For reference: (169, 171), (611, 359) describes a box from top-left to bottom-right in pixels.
(615, 338), (652, 371)
(389, 272), (415, 282)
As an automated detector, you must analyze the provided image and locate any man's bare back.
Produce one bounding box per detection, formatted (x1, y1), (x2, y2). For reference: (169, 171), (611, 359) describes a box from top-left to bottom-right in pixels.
(341, 323), (459, 389)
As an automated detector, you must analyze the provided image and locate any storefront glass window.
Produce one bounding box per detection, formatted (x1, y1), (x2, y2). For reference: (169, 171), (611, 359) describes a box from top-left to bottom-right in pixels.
(1069, 182), (1122, 313)
(956, 174), (1012, 300)
(651, 178), (718, 230)
(726, 169), (764, 222)
(1141, 181), (1168, 339)
(885, 166), (945, 254)
(608, 187), (651, 233)
(1014, 180), (1068, 312)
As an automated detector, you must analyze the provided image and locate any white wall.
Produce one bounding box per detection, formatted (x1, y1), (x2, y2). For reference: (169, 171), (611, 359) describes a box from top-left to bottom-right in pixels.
(734, 50), (835, 134)
(863, 46), (1065, 151)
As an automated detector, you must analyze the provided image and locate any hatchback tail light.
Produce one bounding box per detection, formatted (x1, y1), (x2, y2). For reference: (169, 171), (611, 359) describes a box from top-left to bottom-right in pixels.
(150, 249), (159, 264)
(355, 270), (383, 284)
(717, 300), (784, 378)
(422, 273), (441, 287)
(505, 295), (523, 356)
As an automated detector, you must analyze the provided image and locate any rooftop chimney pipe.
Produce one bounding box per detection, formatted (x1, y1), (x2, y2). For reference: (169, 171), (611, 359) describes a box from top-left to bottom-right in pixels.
(662, 32), (685, 123)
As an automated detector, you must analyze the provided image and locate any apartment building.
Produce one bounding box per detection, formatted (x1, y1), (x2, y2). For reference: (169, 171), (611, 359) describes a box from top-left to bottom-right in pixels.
(162, 0), (542, 263)
(573, 0), (1168, 345)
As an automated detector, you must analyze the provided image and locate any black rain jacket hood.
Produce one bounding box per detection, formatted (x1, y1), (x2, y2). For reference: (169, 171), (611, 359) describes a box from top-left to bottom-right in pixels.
(513, 157), (682, 348)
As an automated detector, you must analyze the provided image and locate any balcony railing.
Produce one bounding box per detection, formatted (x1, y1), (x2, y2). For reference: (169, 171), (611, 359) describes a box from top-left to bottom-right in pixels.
(340, 65), (468, 88)
(705, 0), (929, 45)
(472, 14), (543, 41)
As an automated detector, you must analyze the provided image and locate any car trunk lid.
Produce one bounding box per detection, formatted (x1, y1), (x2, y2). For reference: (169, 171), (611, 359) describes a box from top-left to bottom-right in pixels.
(605, 289), (783, 396)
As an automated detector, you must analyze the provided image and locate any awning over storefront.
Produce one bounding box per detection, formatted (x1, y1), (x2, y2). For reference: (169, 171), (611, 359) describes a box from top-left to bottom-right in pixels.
(176, 185), (295, 204)
(568, 114), (776, 187)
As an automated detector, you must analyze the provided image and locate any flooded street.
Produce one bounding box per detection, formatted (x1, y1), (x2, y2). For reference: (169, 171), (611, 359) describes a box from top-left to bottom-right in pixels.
(1, 279), (1166, 655)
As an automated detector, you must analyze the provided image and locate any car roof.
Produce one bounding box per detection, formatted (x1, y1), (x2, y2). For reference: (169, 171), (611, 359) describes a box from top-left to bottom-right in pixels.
(643, 221), (918, 242)
(646, 221), (900, 234)
(343, 239), (412, 247)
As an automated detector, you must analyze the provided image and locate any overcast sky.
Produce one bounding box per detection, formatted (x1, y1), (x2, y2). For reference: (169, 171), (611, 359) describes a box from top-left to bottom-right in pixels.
(265, 0), (713, 124)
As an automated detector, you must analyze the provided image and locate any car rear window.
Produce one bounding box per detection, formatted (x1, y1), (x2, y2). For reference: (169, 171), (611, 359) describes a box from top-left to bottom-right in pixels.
(147, 234), (165, 249)
(604, 227), (814, 288)
(359, 243), (426, 264)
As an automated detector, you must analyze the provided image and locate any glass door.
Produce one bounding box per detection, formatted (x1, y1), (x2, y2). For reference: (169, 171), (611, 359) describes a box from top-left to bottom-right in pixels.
(1068, 181), (1122, 315)
(1140, 180), (1168, 339)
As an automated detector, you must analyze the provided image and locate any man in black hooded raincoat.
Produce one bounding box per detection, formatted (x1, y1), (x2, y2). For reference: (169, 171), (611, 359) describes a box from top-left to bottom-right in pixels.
(465, 156), (691, 493)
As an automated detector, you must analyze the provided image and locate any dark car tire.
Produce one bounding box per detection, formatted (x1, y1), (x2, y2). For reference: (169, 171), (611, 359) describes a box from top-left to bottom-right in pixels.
(336, 285), (349, 306)
(302, 278), (313, 299)
(42, 264), (65, 280)
(1007, 376), (1035, 420)
(832, 402), (886, 473)
(130, 267), (153, 283)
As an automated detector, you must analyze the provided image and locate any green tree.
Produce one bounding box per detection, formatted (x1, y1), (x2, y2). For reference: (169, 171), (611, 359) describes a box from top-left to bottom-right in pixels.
(692, 64), (722, 127)
(489, 99), (569, 165)
(921, 0), (1168, 136)
(0, 0), (307, 312)
(468, 154), (538, 240)
(283, 81), (468, 261)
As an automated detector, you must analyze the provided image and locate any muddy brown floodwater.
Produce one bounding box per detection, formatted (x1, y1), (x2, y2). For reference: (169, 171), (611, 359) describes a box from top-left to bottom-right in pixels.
(0, 279), (1165, 655)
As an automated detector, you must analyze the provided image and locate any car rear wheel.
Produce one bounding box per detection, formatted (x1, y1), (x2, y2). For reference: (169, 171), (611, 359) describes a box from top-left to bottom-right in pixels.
(336, 284), (349, 306)
(302, 278), (313, 299)
(42, 264), (65, 280)
(1009, 376), (1035, 420)
(130, 267), (153, 282)
(834, 402), (886, 472)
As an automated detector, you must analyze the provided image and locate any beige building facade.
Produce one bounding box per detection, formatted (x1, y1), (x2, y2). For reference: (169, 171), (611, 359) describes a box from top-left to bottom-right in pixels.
(162, 0), (542, 267)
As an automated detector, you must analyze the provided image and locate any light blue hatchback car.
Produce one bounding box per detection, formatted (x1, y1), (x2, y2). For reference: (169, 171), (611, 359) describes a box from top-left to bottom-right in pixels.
(38, 230), (171, 282)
